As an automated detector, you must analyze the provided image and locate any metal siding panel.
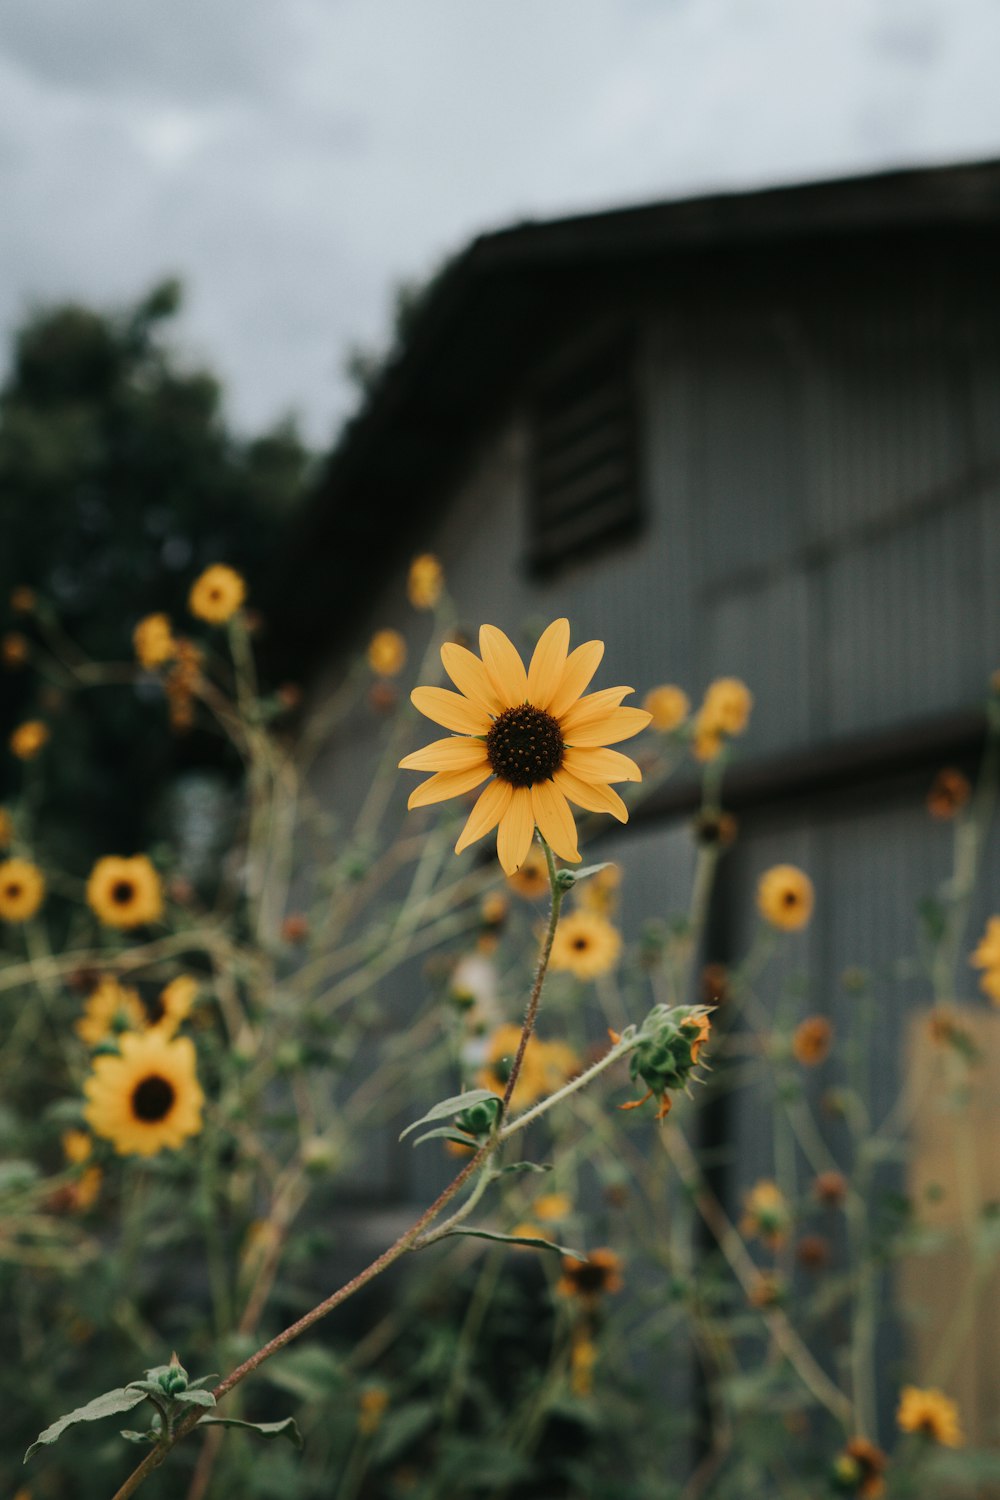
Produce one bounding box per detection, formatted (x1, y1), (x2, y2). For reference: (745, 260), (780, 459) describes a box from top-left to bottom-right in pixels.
(705, 571), (814, 757)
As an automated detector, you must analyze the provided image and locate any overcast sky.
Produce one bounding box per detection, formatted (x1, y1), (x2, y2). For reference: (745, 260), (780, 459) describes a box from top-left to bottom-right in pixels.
(2, 0), (1000, 445)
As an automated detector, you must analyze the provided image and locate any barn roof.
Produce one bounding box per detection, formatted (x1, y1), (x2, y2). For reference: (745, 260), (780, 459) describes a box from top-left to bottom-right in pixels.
(272, 156), (1000, 662)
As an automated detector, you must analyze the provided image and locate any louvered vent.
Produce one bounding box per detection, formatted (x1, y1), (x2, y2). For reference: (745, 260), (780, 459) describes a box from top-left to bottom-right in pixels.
(527, 329), (641, 571)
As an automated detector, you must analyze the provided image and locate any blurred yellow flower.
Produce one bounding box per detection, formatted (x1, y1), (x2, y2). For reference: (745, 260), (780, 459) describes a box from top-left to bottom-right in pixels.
(10, 720), (49, 760)
(407, 553), (444, 610)
(400, 619), (650, 874)
(477, 1022), (579, 1111)
(549, 910), (622, 980)
(368, 629), (407, 677)
(642, 684), (689, 732)
(189, 564), (246, 624)
(0, 858), (45, 922)
(534, 1192), (572, 1222)
(577, 862), (621, 916)
(75, 977), (147, 1047)
(792, 1016), (833, 1066)
(701, 677), (753, 736)
(741, 1180), (790, 1248)
(926, 767), (970, 820)
(153, 975), (199, 1037)
(84, 1030), (204, 1157)
(757, 865), (814, 931)
(2, 631), (29, 668)
(133, 613), (176, 669)
(86, 855), (163, 929)
(358, 1385), (390, 1437)
(61, 1130), (93, 1164)
(896, 1386), (963, 1447)
(557, 1248), (623, 1302)
(506, 845), (550, 900)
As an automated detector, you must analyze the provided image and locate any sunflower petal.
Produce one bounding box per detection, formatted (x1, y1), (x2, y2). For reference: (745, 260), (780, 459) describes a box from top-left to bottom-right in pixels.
(559, 686), (633, 734)
(531, 780), (581, 863)
(553, 768), (629, 822)
(479, 625), (529, 707)
(399, 737), (490, 772)
(455, 778), (513, 853)
(497, 786), (535, 874)
(411, 686), (491, 735)
(547, 640), (605, 719)
(565, 706), (653, 746)
(441, 643), (504, 714)
(408, 766), (491, 809)
(563, 746), (642, 784)
(527, 618), (570, 709)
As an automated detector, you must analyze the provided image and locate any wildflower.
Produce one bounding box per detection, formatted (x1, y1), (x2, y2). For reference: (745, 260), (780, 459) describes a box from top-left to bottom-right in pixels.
(557, 1248), (623, 1303)
(620, 1006), (712, 1119)
(0, 858), (45, 922)
(757, 864), (814, 931)
(692, 677), (753, 760)
(62, 1130), (92, 1164)
(896, 1386), (964, 1447)
(2, 632), (28, 668)
(927, 767), (970, 819)
(534, 1192), (572, 1222)
(642, 684), (689, 732)
(792, 1015), (833, 1066)
(133, 613), (176, 669)
(400, 619), (651, 874)
(281, 913), (310, 944)
(550, 910), (622, 981)
(741, 1180), (790, 1248)
(188, 564), (246, 624)
(368, 629), (407, 677)
(86, 855), (163, 929)
(407, 553), (444, 610)
(813, 1170), (848, 1208)
(75, 977), (146, 1047)
(479, 891), (509, 941)
(83, 1030), (204, 1157)
(10, 586), (36, 613)
(153, 975), (198, 1037)
(358, 1385), (390, 1437)
(693, 810), (739, 847)
(831, 1438), (888, 1497)
(0, 807), (11, 848)
(506, 845), (550, 899)
(970, 916), (1000, 1003)
(477, 1022), (578, 1111)
(10, 720), (49, 760)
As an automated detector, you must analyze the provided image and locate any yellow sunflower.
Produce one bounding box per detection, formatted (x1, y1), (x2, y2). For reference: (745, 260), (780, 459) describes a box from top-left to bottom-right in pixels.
(400, 619), (652, 874)
(896, 1386), (964, 1447)
(86, 855), (163, 929)
(549, 910), (622, 980)
(75, 977), (147, 1047)
(407, 554), (444, 610)
(189, 564), (246, 624)
(368, 629), (407, 677)
(83, 1030), (204, 1157)
(757, 865), (814, 931)
(556, 1248), (624, 1302)
(477, 1022), (579, 1110)
(10, 720), (49, 760)
(642, 684), (689, 732)
(0, 858), (45, 922)
(133, 613), (176, 669)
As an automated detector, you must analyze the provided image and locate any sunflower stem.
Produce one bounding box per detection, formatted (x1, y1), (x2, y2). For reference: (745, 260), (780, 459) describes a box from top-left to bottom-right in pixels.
(498, 834), (563, 1120)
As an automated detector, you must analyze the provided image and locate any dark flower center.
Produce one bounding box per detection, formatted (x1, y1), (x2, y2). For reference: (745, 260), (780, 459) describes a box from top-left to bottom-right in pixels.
(112, 880), (136, 905)
(131, 1074), (176, 1123)
(572, 936), (589, 951)
(486, 703), (563, 788)
(569, 1262), (611, 1294)
(5, 883), (22, 899)
(782, 889), (798, 906)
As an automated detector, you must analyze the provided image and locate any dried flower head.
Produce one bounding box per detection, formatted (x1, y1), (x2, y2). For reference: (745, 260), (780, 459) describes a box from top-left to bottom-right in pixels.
(927, 767), (971, 819)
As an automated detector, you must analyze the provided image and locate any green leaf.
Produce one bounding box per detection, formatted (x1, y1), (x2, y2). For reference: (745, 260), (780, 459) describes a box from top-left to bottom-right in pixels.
(120, 1429), (159, 1445)
(25, 1388), (150, 1461)
(172, 1389), (215, 1408)
(399, 1090), (499, 1141)
(197, 1416), (302, 1448)
(186, 1374), (219, 1391)
(498, 1161), (550, 1176)
(441, 1227), (583, 1256)
(410, 1125), (479, 1149)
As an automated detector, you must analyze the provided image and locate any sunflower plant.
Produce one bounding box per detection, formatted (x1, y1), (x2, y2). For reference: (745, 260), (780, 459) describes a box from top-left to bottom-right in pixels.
(4, 562), (1000, 1500)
